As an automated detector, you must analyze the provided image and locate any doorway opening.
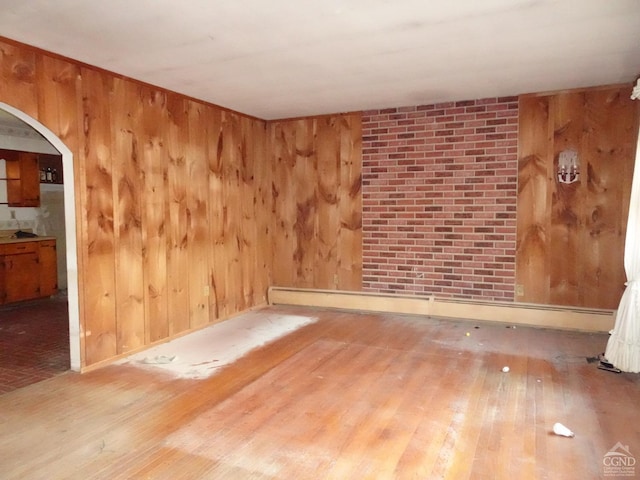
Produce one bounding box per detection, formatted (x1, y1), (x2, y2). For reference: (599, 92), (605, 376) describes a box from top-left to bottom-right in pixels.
(0, 103), (81, 379)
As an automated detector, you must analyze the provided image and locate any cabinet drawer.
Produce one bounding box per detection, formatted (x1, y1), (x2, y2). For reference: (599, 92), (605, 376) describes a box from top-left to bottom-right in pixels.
(0, 242), (37, 255)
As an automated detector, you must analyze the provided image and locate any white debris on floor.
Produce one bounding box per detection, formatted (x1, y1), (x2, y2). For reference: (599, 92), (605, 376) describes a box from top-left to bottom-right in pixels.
(552, 422), (575, 438)
(118, 311), (317, 379)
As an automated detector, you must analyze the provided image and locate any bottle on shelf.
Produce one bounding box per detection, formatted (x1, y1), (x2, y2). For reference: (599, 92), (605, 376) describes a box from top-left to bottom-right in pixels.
(52, 168), (58, 183)
(45, 167), (52, 182)
(40, 168), (46, 182)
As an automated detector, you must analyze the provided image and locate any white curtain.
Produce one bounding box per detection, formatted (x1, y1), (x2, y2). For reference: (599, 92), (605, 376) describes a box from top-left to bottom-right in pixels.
(604, 80), (640, 372)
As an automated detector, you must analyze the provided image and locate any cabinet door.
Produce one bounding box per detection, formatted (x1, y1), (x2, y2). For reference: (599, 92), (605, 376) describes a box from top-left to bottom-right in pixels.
(6, 151), (40, 207)
(3, 252), (40, 303)
(39, 240), (58, 297)
(0, 255), (5, 304)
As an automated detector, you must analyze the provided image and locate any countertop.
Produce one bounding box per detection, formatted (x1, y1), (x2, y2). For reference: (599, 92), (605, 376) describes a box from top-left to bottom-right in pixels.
(0, 236), (56, 244)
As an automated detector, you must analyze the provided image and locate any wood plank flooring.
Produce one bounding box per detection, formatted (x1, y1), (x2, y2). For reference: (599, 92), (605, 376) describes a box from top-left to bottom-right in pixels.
(0, 306), (638, 479)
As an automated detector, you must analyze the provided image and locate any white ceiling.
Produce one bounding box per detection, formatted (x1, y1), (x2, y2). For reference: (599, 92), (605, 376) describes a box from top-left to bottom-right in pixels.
(0, 0), (639, 120)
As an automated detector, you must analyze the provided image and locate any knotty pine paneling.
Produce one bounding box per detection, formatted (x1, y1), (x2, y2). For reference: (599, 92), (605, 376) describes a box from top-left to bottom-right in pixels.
(581, 88), (637, 307)
(270, 122), (296, 287)
(293, 119), (316, 287)
(251, 118), (271, 305)
(0, 42), (38, 118)
(337, 114), (363, 289)
(81, 67), (118, 364)
(207, 107), (225, 318)
(516, 95), (554, 305)
(166, 96), (190, 337)
(141, 88), (169, 345)
(0, 38), (271, 368)
(240, 116), (264, 309)
(269, 114), (363, 291)
(516, 85), (639, 309)
(35, 55), (82, 155)
(186, 100), (210, 329)
(219, 112), (243, 316)
(111, 78), (145, 354)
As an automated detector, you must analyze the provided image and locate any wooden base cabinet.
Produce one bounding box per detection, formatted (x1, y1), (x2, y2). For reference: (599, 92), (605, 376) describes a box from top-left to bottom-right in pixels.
(0, 239), (57, 304)
(38, 240), (58, 297)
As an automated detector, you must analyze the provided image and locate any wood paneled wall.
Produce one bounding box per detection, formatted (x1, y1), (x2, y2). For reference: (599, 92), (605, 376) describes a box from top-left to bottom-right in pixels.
(0, 39), (272, 367)
(3, 36), (636, 370)
(269, 115), (363, 291)
(517, 85), (639, 309)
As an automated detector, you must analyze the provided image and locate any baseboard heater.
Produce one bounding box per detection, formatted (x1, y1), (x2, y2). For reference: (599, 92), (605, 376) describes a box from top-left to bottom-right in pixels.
(267, 286), (616, 333)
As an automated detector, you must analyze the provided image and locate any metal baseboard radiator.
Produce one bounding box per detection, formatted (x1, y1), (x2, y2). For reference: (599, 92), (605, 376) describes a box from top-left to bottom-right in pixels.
(268, 287), (615, 332)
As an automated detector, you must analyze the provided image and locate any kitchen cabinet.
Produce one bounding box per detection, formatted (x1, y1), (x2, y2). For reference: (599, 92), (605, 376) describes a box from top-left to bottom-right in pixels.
(0, 149), (41, 207)
(38, 240), (58, 297)
(0, 239), (57, 304)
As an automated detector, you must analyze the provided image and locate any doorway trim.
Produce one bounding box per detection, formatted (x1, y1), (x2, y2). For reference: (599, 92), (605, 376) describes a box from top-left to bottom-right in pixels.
(0, 102), (81, 371)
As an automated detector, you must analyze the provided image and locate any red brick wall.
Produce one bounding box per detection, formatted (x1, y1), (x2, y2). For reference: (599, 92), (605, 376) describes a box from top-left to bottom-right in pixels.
(362, 97), (518, 300)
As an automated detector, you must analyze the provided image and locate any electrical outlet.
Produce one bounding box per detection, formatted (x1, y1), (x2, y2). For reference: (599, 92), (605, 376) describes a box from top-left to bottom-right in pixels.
(515, 284), (525, 297)
(203, 285), (210, 297)
(9, 210), (15, 220)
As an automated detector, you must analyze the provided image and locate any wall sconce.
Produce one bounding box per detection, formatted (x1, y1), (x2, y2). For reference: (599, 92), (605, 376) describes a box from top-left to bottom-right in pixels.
(557, 149), (580, 184)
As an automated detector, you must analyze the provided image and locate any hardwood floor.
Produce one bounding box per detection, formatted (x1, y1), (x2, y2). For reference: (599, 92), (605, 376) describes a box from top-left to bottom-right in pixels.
(0, 306), (637, 479)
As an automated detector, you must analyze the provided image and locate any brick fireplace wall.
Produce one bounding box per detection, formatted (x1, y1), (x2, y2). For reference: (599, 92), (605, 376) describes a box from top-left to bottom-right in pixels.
(361, 97), (519, 300)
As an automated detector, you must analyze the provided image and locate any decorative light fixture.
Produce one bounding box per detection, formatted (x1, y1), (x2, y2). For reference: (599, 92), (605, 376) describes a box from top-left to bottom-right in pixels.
(557, 149), (580, 184)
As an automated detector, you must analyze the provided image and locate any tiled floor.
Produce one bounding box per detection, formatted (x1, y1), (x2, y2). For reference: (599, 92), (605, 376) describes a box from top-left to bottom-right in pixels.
(0, 295), (69, 394)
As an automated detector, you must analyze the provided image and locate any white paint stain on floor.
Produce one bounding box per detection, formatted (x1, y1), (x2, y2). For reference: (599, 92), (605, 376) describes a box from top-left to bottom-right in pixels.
(119, 311), (317, 379)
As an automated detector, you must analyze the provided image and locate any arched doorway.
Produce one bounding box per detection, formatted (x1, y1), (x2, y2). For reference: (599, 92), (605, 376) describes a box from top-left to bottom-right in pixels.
(0, 102), (81, 371)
